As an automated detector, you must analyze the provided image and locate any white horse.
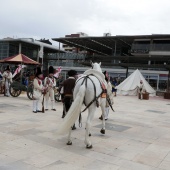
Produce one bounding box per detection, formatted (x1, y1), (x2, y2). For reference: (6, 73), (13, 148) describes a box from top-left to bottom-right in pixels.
(58, 62), (114, 148)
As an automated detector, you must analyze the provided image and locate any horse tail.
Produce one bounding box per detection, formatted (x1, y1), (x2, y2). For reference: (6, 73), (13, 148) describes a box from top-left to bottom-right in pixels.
(58, 84), (86, 135)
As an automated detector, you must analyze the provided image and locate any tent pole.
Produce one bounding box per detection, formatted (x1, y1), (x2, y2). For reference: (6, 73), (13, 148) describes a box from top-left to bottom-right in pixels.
(126, 67), (129, 78)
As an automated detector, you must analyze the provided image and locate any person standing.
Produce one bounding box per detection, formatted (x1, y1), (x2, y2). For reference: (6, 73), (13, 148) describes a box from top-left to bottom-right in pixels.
(99, 71), (113, 120)
(44, 66), (56, 111)
(2, 65), (13, 97)
(138, 80), (145, 100)
(62, 70), (77, 130)
(32, 67), (44, 113)
(111, 77), (118, 97)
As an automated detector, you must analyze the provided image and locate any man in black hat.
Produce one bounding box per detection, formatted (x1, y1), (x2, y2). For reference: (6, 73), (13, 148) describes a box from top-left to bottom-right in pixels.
(44, 66), (56, 111)
(2, 65), (13, 97)
(62, 69), (77, 130)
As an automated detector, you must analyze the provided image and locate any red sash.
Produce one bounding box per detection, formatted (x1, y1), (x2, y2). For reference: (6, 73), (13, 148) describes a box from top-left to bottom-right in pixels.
(101, 82), (107, 98)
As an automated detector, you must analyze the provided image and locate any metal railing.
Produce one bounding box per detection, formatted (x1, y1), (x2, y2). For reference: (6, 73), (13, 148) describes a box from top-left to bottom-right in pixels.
(47, 53), (86, 60)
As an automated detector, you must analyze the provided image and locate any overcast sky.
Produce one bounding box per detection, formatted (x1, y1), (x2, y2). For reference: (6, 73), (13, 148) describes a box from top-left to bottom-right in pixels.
(1, 0), (170, 45)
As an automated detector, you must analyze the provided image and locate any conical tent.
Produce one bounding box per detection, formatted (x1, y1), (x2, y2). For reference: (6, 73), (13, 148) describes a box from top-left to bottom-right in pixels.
(0, 54), (40, 65)
(116, 69), (156, 96)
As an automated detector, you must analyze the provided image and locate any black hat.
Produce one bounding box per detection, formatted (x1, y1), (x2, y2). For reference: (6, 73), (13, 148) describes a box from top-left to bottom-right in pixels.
(5, 65), (10, 71)
(103, 71), (107, 75)
(103, 71), (108, 82)
(35, 67), (42, 77)
(49, 66), (54, 74)
(68, 70), (77, 76)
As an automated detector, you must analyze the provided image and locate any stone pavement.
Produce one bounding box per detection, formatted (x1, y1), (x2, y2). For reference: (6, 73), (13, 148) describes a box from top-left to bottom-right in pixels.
(0, 93), (170, 170)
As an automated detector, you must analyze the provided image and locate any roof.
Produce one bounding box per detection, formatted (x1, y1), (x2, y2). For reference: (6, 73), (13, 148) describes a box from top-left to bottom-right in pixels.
(52, 34), (170, 55)
(0, 53), (40, 65)
(0, 38), (65, 53)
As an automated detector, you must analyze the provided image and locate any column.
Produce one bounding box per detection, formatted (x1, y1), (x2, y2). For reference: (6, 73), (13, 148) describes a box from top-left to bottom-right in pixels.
(157, 74), (159, 90)
(19, 43), (22, 54)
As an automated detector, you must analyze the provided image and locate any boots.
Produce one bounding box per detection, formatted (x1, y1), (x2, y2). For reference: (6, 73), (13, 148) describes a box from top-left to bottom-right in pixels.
(72, 124), (76, 130)
(45, 100), (49, 111)
(99, 115), (103, 120)
(33, 100), (37, 113)
(62, 111), (65, 118)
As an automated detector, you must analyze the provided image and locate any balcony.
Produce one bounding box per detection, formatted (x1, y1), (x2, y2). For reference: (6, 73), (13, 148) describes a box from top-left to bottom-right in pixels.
(131, 43), (170, 55)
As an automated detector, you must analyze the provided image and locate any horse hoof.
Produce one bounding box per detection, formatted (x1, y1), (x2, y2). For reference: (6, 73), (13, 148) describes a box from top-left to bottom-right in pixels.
(89, 133), (91, 136)
(86, 144), (93, 149)
(67, 141), (72, 145)
(100, 129), (105, 134)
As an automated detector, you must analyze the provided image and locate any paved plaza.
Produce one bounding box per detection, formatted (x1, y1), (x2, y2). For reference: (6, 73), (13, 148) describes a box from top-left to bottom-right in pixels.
(0, 93), (170, 170)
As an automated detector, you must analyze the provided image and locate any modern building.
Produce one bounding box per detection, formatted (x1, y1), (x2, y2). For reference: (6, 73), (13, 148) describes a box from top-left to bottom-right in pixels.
(1, 35), (170, 93)
(62, 32), (88, 53)
(52, 34), (170, 92)
(0, 38), (65, 71)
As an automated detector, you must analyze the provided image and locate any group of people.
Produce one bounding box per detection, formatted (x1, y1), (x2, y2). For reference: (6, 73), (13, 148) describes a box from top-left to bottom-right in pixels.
(32, 66), (58, 113)
(32, 66), (77, 129)
(0, 65), (32, 96)
(1, 65), (115, 129)
(32, 66), (115, 127)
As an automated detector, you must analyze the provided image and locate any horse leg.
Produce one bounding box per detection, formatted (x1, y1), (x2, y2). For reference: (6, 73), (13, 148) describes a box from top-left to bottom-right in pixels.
(67, 127), (72, 145)
(89, 132), (91, 136)
(85, 106), (96, 149)
(85, 127), (91, 136)
(100, 99), (106, 134)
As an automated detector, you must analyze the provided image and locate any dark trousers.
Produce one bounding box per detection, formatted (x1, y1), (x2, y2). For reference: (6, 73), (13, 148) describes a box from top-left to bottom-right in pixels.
(64, 97), (73, 112)
(63, 97), (76, 128)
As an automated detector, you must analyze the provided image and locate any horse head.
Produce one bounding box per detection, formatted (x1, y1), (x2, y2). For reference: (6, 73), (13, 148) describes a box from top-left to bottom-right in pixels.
(91, 62), (102, 73)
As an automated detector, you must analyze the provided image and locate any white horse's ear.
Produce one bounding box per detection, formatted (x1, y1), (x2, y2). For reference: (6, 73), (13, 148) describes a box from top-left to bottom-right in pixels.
(99, 62), (101, 66)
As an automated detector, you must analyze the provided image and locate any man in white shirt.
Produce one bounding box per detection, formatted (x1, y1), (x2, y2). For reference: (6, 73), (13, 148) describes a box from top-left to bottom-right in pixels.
(2, 65), (13, 97)
(44, 66), (56, 111)
(138, 80), (145, 99)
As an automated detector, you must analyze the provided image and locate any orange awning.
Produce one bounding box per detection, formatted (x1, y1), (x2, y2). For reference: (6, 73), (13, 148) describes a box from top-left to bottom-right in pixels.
(0, 54), (40, 65)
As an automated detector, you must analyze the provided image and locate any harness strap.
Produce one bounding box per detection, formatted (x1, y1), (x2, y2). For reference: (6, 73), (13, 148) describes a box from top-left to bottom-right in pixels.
(81, 90), (103, 113)
(76, 74), (105, 127)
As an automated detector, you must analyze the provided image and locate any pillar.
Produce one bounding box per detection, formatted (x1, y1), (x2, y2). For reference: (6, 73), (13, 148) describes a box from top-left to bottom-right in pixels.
(19, 43), (22, 54)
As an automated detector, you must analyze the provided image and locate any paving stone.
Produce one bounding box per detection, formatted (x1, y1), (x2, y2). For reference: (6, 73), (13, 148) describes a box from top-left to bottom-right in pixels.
(0, 161), (40, 170)
(0, 104), (17, 108)
(146, 110), (166, 114)
(94, 123), (131, 132)
(0, 94), (170, 170)
(10, 129), (43, 136)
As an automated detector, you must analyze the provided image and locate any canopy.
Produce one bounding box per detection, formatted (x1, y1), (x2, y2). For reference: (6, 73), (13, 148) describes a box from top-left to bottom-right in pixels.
(0, 54), (40, 65)
(116, 69), (156, 96)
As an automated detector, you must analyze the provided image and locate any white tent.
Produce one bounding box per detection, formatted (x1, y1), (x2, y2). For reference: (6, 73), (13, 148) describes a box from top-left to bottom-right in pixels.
(116, 69), (156, 96)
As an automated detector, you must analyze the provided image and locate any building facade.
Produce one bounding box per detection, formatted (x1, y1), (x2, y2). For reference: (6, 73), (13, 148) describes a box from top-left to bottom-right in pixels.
(52, 34), (170, 92)
(0, 38), (64, 72)
(1, 35), (170, 92)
